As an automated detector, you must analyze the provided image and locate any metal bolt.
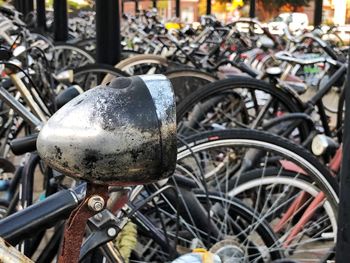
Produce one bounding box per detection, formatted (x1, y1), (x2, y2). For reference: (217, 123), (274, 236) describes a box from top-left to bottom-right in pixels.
(93, 213), (103, 221)
(88, 195), (105, 212)
(107, 227), (117, 237)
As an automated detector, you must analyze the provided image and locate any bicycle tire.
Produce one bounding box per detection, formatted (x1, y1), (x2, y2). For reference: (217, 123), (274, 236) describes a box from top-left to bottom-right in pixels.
(115, 54), (169, 75)
(50, 43), (95, 72)
(178, 128), (338, 202)
(132, 189), (283, 262)
(176, 76), (308, 140)
(229, 167), (337, 259)
(164, 68), (218, 103)
(73, 64), (128, 90)
(177, 128), (339, 261)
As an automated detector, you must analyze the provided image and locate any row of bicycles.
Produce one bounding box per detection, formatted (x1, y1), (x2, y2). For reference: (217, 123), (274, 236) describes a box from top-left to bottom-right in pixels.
(0, 3), (348, 263)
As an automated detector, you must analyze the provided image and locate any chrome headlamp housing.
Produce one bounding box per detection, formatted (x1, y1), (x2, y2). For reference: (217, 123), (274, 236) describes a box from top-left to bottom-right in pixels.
(37, 75), (177, 186)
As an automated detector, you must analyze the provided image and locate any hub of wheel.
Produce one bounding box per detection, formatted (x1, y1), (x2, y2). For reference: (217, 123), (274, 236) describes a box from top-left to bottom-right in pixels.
(209, 238), (246, 263)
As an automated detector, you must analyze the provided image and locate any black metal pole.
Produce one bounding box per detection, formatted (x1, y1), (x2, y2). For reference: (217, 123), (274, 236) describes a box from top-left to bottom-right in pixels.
(16, 0), (24, 13)
(14, 0), (31, 15)
(53, 0), (68, 42)
(249, 0), (255, 18)
(23, 0), (34, 16)
(336, 48), (350, 263)
(96, 0), (121, 65)
(15, 0), (34, 17)
(36, 0), (46, 31)
(206, 0), (211, 15)
(13, 0), (34, 16)
(153, 0), (157, 8)
(135, 0), (139, 13)
(314, 0), (323, 27)
(175, 0), (180, 18)
(13, 0), (20, 11)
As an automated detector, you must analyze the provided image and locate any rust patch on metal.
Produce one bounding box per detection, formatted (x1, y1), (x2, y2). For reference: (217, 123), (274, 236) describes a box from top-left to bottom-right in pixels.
(58, 184), (109, 263)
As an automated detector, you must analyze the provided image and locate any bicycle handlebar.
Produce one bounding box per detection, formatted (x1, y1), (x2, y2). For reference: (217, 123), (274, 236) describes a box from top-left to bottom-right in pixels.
(10, 134), (38, 155)
(275, 51), (328, 65)
(297, 33), (340, 61)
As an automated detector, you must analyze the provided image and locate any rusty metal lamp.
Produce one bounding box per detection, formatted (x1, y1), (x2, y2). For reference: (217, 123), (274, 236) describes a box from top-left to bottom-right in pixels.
(36, 75), (177, 263)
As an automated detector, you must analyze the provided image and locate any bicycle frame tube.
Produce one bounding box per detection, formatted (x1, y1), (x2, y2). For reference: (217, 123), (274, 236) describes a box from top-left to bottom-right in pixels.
(124, 185), (178, 257)
(132, 209), (176, 254)
(275, 62), (346, 139)
(0, 86), (42, 129)
(21, 154), (41, 208)
(317, 100), (332, 136)
(309, 63), (347, 105)
(291, 63), (347, 138)
(9, 73), (48, 122)
(36, 223), (64, 263)
(4, 165), (23, 205)
(160, 181), (221, 244)
(0, 237), (33, 263)
(0, 183), (86, 244)
(284, 192), (326, 247)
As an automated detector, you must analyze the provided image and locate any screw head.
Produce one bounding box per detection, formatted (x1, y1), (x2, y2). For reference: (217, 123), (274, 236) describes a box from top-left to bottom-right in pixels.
(107, 227), (117, 237)
(88, 195), (105, 212)
(94, 213), (103, 221)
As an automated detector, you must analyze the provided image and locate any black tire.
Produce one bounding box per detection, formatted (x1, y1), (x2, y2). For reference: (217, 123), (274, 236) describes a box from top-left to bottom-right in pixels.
(74, 38), (96, 57)
(50, 43), (95, 72)
(132, 190), (283, 262)
(73, 63), (129, 90)
(165, 68), (217, 104)
(178, 129), (338, 201)
(177, 129), (339, 261)
(176, 76), (308, 140)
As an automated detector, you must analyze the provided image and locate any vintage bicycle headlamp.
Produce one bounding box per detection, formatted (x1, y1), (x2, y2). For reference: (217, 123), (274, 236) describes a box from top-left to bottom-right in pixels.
(37, 75), (177, 186)
(311, 134), (338, 156)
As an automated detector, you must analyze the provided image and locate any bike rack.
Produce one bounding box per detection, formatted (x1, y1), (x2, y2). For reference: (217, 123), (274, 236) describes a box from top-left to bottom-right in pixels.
(36, 0), (46, 31)
(53, 0), (68, 41)
(96, 0), (122, 65)
(249, 0), (255, 18)
(314, 0), (323, 27)
(14, 0), (33, 17)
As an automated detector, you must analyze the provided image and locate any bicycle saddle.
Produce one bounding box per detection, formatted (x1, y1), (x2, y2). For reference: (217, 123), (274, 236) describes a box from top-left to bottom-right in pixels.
(37, 75), (177, 186)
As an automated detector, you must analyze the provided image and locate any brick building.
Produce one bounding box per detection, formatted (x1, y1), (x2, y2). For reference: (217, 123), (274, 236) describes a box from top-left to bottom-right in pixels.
(122, 0), (350, 25)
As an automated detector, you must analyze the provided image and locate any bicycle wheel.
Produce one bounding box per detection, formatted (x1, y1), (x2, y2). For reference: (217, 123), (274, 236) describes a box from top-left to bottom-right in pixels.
(165, 68), (218, 104)
(177, 129), (338, 261)
(75, 38), (96, 57)
(115, 54), (169, 75)
(49, 43), (95, 73)
(130, 188), (283, 262)
(177, 76), (308, 142)
(321, 31), (344, 48)
(73, 64), (128, 90)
